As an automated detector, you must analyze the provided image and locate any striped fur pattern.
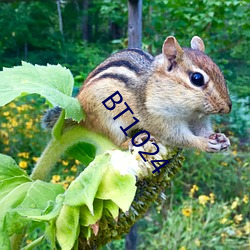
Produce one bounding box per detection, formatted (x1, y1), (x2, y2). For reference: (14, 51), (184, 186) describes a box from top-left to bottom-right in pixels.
(77, 36), (232, 152)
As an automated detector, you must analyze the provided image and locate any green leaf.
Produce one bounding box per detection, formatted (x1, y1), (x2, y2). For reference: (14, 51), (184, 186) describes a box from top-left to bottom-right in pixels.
(0, 176), (32, 201)
(0, 62), (85, 122)
(103, 200), (119, 219)
(79, 199), (103, 226)
(96, 167), (136, 212)
(56, 205), (80, 250)
(64, 154), (110, 213)
(0, 154), (30, 181)
(20, 181), (64, 213)
(65, 142), (96, 165)
(52, 109), (65, 139)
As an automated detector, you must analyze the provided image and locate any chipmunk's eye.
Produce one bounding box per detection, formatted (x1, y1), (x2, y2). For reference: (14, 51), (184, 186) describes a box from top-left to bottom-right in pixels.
(190, 72), (204, 87)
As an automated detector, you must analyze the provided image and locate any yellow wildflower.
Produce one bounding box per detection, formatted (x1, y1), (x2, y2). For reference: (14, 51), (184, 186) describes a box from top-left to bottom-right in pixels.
(231, 198), (240, 209)
(63, 182), (69, 189)
(198, 195), (210, 206)
(62, 160), (69, 166)
(221, 162), (228, 167)
(179, 247), (186, 250)
(243, 195), (248, 204)
(182, 207), (192, 217)
(51, 175), (61, 183)
(19, 161), (28, 169)
(66, 176), (75, 182)
(209, 193), (215, 204)
(11, 119), (18, 127)
(26, 121), (33, 129)
(236, 229), (242, 237)
(70, 165), (77, 172)
(0, 130), (8, 138)
(32, 157), (39, 162)
(189, 184), (199, 197)
(18, 152), (30, 159)
(75, 159), (81, 165)
(9, 103), (16, 108)
(194, 238), (201, 247)
(232, 150), (237, 156)
(220, 217), (228, 224)
(234, 214), (243, 224)
(244, 221), (250, 234)
(3, 111), (9, 116)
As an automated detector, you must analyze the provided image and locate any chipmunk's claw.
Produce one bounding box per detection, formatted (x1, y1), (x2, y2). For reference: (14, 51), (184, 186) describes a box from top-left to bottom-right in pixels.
(207, 133), (230, 152)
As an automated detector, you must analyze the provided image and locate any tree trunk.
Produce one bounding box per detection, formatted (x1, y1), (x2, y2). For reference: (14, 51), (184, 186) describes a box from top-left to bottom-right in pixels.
(56, 0), (63, 36)
(128, 0), (142, 48)
(125, 223), (137, 250)
(82, 0), (88, 41)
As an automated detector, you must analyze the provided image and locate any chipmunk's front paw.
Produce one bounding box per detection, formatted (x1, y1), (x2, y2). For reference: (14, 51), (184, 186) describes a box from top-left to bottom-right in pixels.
(206, 133), (230, 153)
(129, 133), (157, 152)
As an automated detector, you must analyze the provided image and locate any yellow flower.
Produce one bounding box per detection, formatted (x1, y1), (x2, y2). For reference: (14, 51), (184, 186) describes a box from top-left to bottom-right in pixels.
(231, 198), (240, 209)
(198, 195), (210, 206)
(179, 247), (186, 250)
(236, 229), (242, 237)
(11, 119), (18, 127)
(209, 193), (215, 204)
(234, 214), (243, 224)
(51, 175), (61, 183)
(26, 121), (33, 129)
(189, 184), (199, 197)
(18, 152), (30, 159)
(220, 217), (228, 224)
(63, 182), (69, 189)
(194, 238), (201, 247)
(70, 165), (77, 172)
(75, 160), (81, 165)
(32, 157), (39, 162)
(182, 207), (192, 217)
(232, 150), (237, 156)
(0, 130), (8, 138)
(19, 161), (28, 169)
(62, 160), (69, 166)
(221, 162), (228, 167)
(243, 195), (248, 204)
(244, 221), (250, 234)
(66, 176), (75, 182)
(3, 111), (9, 116)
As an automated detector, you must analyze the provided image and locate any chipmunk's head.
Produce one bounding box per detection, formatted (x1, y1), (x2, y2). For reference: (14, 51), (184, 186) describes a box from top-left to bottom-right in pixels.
(149, 36), (232, 117)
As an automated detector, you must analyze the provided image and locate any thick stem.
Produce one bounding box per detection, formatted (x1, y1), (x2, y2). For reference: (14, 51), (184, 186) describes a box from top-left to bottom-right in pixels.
(30, 126), (117, 181)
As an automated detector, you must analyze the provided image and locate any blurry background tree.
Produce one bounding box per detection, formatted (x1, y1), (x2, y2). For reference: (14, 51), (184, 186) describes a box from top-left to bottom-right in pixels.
(0, 0), (249, 249)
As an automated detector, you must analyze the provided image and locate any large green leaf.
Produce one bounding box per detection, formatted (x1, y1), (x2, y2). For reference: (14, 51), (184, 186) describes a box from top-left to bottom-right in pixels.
(56, 205), (80, 250)
(0, 154), (30, 181)
(79, 199), (103, 227)
(64, 154), (110, 213)
(0, 62), (85, 121)
(0, 154), (65, 248)
(65, 142), (96, 165)
(96, 167), (136, 212)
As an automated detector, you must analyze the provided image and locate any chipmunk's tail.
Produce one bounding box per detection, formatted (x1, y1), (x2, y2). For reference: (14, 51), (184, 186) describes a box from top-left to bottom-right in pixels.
(41, 106), (62, 130)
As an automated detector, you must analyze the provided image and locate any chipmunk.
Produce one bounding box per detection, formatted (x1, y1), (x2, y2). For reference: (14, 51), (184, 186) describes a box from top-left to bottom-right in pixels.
(43, 36), (232, 153)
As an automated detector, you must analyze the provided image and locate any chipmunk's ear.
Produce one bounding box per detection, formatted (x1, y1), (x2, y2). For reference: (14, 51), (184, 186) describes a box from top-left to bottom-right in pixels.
(191, 36), (205, 52)
(162, 36), (184, 63)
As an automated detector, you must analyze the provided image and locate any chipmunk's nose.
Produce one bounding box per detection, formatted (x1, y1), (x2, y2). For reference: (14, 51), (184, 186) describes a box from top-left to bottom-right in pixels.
(219, 101), (232, 114)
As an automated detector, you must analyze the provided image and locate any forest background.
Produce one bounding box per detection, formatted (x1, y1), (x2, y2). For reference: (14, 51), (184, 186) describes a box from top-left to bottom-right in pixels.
(0, 0), (249, 249)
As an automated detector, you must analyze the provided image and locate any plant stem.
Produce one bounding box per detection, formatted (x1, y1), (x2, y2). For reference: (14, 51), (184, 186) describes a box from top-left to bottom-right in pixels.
(30, 126), (118, 181)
